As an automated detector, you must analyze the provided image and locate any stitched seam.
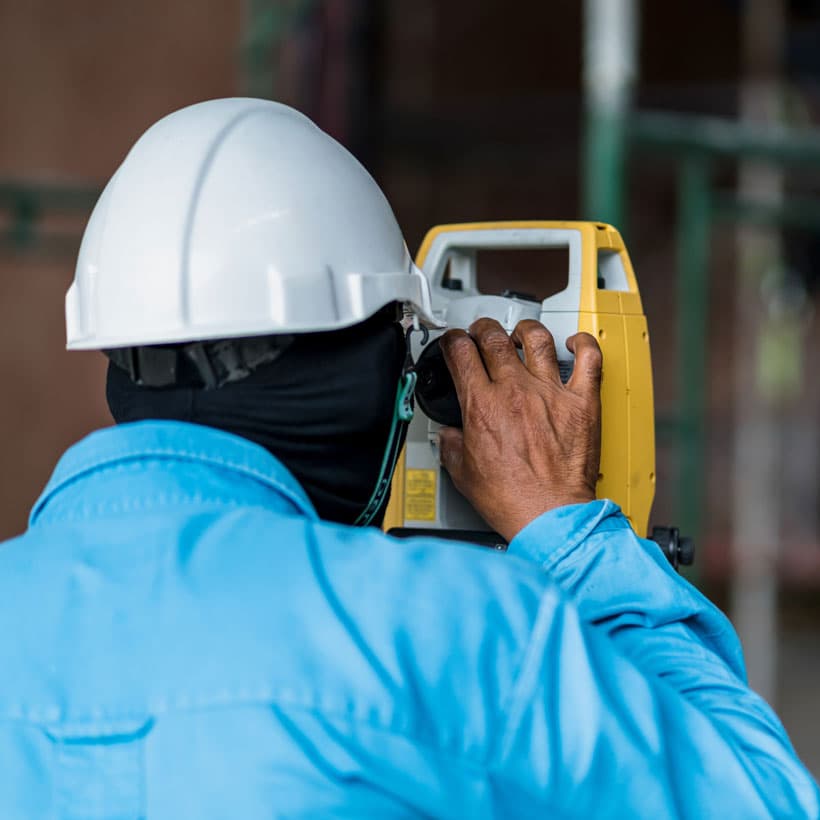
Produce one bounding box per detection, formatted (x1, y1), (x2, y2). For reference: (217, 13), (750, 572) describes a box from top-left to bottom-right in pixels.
(31, 449), (314, 525)
(0, 692), (493, 776)
(33, 495), (287, 525)
(534, 500), (617, 573)
(49, 445), (280, 485)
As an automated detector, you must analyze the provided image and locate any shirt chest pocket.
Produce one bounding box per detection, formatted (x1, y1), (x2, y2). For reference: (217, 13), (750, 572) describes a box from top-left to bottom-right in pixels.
(46, 717), (153, 820)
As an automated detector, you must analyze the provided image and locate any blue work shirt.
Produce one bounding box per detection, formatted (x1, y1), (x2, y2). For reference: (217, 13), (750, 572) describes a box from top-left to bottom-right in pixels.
(0, 421), (816, 819)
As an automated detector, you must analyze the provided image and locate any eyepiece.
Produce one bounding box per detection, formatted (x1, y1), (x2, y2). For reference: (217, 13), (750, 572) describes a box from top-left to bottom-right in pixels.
(414, 338), (463, 428)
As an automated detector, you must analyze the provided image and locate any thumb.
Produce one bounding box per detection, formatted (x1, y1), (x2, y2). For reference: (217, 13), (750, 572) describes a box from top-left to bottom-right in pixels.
(438, 426), (465, 482)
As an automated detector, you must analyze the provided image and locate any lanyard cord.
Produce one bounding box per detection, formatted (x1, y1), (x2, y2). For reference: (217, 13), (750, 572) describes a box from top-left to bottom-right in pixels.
(353, 370), (416, 527)
(354, 324), (425, 527)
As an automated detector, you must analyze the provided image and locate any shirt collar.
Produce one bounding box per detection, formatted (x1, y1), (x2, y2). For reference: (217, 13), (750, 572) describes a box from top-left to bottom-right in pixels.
(30, 420), (318, 527)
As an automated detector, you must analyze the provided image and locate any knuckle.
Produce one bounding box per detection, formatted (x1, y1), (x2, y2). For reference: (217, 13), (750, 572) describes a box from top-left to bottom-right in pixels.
(438, 445), (454, 470)
(579, 341), (603, 372)
(442, 330), (470, 352)
(517, 322), (558, 367)
(531, 332), (556, 357)
(587, 354), (603, 379)
(438, 429), (462, 465)
(483, 330), (511, 352)
(522, 320), (553, 340)
(587, 341), (603, 364)
(534, 321), (555, 341)
(442, 335), (474, 366)
(470, 317), (501, 337)
(450, 337), (474, 358)
(507, 386), (528, 414)
(516, 318), (545, 337)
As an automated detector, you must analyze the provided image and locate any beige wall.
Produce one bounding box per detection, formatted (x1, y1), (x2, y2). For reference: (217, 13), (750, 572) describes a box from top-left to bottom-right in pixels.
(0, 0), (241, 538)
(0, 0), (240, 177)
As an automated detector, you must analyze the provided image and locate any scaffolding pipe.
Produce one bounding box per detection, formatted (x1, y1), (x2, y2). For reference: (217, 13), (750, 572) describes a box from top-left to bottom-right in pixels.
(731, 0), (787, 706)
(675, 156), (711, 547)
(582, 0), (638, 226)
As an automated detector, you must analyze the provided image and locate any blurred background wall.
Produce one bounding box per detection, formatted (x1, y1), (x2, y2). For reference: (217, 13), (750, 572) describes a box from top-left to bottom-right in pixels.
(1, 0), (818, 776)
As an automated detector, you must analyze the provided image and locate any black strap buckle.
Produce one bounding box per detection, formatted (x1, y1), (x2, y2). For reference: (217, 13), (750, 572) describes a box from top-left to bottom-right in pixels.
(107, 347), (180, 388)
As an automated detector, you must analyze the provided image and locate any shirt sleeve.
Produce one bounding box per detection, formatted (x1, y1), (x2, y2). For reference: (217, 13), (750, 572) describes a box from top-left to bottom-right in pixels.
(489, 500), (820, 818)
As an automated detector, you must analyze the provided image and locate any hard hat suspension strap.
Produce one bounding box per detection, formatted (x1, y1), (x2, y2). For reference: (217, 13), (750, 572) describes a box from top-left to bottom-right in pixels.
(106, 335), (294, 389)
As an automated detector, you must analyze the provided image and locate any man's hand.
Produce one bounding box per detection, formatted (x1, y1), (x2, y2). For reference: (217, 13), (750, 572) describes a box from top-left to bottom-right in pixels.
(438, 318), (603, 542)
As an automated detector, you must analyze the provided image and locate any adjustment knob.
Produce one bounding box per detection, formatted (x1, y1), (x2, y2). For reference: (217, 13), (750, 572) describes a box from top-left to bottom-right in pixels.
(650, 526), (695, 572)
(678, 536), (695, 566)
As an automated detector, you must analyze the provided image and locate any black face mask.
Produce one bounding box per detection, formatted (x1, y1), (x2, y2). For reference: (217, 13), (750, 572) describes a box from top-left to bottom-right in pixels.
(106, 313), (408, 527)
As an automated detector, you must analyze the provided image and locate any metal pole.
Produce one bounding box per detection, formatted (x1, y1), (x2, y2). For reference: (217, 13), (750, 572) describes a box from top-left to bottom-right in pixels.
(582, 0), (638, 227)
(243, 0), (277, 98)
(676, 154), (711, 549)
(242, 0), (316, 100)
(731, 0), (786, 705)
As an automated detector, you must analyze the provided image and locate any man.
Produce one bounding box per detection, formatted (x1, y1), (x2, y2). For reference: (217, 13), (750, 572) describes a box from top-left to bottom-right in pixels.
(0, 98), (816, 818)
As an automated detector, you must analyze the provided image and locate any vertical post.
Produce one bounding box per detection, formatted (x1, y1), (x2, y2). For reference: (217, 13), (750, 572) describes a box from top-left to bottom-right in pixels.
(243, 0), (278, 98)
(731, 0), (786, 705)
(676, 154), (711, 549)
(242, 0), (315, 100)
(582, 0), (638, 228)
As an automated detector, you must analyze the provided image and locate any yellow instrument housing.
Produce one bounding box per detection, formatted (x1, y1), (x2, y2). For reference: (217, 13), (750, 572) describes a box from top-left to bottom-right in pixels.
(384, 221), (656, 538)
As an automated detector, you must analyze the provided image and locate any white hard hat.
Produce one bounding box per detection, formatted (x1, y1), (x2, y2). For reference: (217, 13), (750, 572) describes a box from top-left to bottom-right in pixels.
(66, 98), (440, 350)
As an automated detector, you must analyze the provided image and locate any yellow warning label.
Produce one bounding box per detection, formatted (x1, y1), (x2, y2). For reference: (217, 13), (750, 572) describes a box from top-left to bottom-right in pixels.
(404, 469), (437, 522)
